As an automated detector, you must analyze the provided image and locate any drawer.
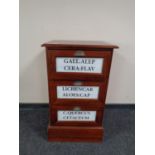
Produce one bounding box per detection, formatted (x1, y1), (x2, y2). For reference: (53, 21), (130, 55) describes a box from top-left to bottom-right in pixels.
(49, 81), (107, 106)
(50, 106), (103, 126)
(46, 50), (113, 81)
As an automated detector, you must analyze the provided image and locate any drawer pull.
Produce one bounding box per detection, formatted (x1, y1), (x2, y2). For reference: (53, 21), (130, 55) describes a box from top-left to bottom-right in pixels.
(74, 50), (85, 57)
(73, 107), (81, 111)
(73, 81), (82, 86)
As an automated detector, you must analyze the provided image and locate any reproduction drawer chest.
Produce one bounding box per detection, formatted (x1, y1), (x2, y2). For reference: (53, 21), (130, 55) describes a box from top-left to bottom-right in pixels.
(42, 40), (118, 142)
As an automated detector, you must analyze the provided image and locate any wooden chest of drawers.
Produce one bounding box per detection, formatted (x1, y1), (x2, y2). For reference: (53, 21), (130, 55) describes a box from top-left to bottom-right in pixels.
(42, 40), (118, 142)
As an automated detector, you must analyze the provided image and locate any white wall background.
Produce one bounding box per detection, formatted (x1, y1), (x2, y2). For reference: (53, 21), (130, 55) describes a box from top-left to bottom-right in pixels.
(19, 0), (135, 104)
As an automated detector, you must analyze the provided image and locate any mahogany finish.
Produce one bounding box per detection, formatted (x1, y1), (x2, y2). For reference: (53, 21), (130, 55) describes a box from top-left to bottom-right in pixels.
(42, 40), (118, 142)
(42, 40), (118, 50)
(48, 125), (103, 142)
(46, 49), (113, 81)
(50, 105), (103, 126)
(49, 81), (107, 106)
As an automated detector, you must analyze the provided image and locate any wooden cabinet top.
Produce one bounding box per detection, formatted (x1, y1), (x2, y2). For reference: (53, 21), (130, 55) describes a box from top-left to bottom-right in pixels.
(42, 40), (119, 50)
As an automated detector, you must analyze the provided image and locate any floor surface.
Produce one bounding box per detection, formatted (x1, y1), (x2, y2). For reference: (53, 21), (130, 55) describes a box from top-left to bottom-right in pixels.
(19, 105), (135, 155)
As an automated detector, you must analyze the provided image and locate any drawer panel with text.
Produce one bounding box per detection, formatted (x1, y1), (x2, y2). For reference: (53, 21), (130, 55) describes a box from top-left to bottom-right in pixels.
(49, 81), (106, 106)
(46, 50), (113, 81)
(50, 106), (103, 126)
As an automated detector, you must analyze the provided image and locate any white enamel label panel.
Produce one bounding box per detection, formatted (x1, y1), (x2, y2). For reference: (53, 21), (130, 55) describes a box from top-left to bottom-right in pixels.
(57, 86), (99, 99)
(58, 111), (96, 121)
(56, 57), (103, 73)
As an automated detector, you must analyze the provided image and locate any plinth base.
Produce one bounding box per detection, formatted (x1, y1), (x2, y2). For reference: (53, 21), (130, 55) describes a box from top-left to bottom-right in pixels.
(48, 124), (104, 142)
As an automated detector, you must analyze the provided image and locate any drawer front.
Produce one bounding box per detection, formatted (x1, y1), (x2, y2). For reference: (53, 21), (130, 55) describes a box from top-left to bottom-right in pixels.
(46, 50), (113, 80)
(49, 81), (107, 106)
(50, 106), (103, 126)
